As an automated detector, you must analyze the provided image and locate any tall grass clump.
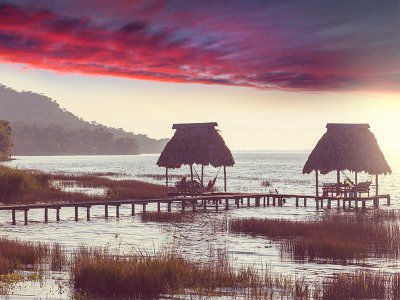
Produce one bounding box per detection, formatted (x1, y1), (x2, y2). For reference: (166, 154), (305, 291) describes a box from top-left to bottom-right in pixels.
(230, 211), (400, 262)
(0, 238), (48, 273)
(0, 166), (51, 201)
(322, 271), (399, 300)
(53, 173), (167, 200)
(70, 247), (310, 299)
(140, 212), (195, 223)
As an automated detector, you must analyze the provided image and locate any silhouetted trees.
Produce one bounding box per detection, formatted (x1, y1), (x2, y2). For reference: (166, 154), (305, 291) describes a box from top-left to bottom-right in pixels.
(11, 123), (139, 155)
(0, 120), (12, 160)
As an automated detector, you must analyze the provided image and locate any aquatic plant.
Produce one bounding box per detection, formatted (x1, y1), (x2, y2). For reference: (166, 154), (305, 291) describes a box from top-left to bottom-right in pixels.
(140, 212), (195, 223)
(230, 211), (400, 262)
(0, 238), (48, 273)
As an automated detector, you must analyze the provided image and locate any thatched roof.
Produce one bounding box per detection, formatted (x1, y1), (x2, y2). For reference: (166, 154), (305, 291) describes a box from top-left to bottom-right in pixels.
(157, 122), (235, 168)
(303, 123), (391, 175)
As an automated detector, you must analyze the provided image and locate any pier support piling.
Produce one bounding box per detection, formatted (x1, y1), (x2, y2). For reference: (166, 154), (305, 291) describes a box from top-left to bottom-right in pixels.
(86, 206), (90, 221)
(44, 208), (48, 223)
(12, 210), (16, 225)
(75, 206), (78, 221)
(105, 205), (109, 218)
(116, 205), (120, 218)
(56, 208), (60, 221)
(131, 204), (135, 216)
(24, 209), (28, 225)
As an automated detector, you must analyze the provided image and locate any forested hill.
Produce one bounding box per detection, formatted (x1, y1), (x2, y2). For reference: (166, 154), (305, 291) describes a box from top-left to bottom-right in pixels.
(0, 84), (168, 155)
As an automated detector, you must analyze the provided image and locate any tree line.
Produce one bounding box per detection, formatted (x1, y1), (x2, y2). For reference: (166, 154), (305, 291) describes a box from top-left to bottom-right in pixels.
(11, 123), (139, 155)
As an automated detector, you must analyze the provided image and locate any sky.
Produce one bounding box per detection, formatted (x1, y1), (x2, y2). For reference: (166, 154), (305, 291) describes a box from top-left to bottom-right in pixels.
(0, 0), (399, 151)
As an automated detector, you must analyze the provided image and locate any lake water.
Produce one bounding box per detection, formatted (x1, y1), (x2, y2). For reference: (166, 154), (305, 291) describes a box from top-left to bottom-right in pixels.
(1, 151), (399, 298)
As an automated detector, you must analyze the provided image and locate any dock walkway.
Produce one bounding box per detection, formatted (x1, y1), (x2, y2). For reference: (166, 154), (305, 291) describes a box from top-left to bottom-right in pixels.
(0, 193), (391, 225)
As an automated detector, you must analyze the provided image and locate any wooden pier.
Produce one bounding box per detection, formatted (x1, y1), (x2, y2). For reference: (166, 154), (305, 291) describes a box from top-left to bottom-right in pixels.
(0, 193), (391, 225)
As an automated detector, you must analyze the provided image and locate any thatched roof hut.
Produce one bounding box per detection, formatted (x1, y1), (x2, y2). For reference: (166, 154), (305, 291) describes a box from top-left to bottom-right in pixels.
(157, 122), (235, 169)
(303, 123), (391, 175)
(157, 122), (234, 193)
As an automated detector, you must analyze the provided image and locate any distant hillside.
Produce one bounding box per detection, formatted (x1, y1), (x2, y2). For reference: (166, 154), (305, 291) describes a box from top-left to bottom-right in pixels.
(0, 84), (168, 155)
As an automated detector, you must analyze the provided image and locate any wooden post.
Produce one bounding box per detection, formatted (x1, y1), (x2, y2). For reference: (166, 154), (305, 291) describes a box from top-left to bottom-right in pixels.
(236, 199), (240, 208)
(12, 209), (16, 225)
(157, 202), (161, 212)
(203, 199), (207, 210)
(316, 170), (319, 210)
(267, 196), (270, 206)
(75, 206), (78, 221)
(247, 197), (250, 207)
(131, 204), (135, 216)
(375, 174), (379, 196)
(24, 209), (28, 225)
(105, 205), (109, 218)
(295, 197), (299, 207)
(223, 166), (227, 192)
(225, 199), (229, 210)
(56, 208), (60, 221)
(201, 165), (204, 187)
(86, 206), (90, 221)
(215, 199), (219, 211)
(336, 170), (341, 195)
(168, 202), (172, 212)
(190, 165), (193, 181)
(192, 201), (197, 212)
(165, 168), (169, 194)
(304, 197), (307, 207)
(142, 203), (147, 213)
(315, 170), (319, 199)
(44, 208), (48, 223)
(355, 172), (358, 209)
(116, 205), (120, 218)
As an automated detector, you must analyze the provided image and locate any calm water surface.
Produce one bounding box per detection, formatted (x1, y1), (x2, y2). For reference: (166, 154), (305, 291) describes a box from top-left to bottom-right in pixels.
(1, 151), (399, 298)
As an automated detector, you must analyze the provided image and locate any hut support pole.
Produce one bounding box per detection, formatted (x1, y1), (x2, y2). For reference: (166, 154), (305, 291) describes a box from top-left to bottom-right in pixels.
(315, 170), (319, 209)
(190, 165), (193, 181)
(201, 165), (204, 186)
(375, 174), (379, 197)
(336, 170), (340, 195)
(355, 172), (358, 209)
(223, 166), (227, 193)
(165, 168), (169, 194)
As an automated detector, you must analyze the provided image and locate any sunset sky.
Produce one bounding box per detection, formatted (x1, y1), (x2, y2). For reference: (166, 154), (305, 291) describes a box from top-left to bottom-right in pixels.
(0, 0), (398, 151)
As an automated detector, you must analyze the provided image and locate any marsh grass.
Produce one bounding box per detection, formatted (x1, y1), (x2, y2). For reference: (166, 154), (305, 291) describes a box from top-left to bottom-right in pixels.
(261, 179), (271, 187)
(70, 247), (312, 299)
(0, 238), (48, 273)
(230, 211), (400, 262)
(0, 166), (166, 204)
(322, 271), (399, 300)
(50, 244), (67, 271)
(53, 173), (167, 200)
(140, 212), (195, 223)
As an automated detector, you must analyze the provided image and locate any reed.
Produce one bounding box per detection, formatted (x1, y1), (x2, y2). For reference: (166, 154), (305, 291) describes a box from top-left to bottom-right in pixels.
(260, 179), (271, 187)
(230, 212), (400, 262)
(0, 166), (167, 204)
(70, 247), (309, 299)
(140, 212), (195, 223)
(0, 166), (52, 200)
(50, 243), (67, 271)
(53, 173), (167, 200)
(321, 271), (399, 300)
(0, 238), (48, 273)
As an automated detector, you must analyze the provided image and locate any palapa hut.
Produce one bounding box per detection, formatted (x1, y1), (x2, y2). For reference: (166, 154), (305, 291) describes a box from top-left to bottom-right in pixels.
(303, 123), (391, 199)
(157, 122), (235, 193)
